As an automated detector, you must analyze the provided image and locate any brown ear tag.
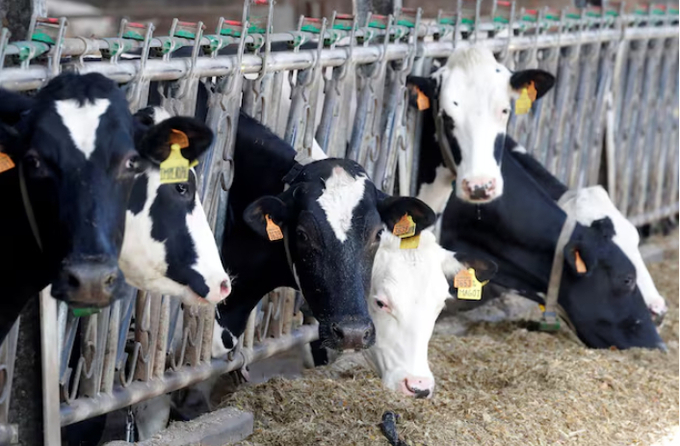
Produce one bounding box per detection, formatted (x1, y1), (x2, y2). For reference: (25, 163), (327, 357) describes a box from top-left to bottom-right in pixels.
(0, 152), (15, 174)
(574, 250), (587, 274)
(454, 268), (486, 301)
(265, 214), (283, 241)
(414, 86), (430, 111)
(160, 130), (191, 184)
(393, 214), (419, 249)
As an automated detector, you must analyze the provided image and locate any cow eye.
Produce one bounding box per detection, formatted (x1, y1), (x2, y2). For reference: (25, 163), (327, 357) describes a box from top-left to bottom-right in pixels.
(175, 183), (188, 195)
(375, 228), (384, 242)
(297, 229), (309, 244)
(502, 108), (510, 115)
(374, 297), (390, 312)
(25, 153), (41, 170)
(125, 155), (142, 172)
(453, 101), (459, 106)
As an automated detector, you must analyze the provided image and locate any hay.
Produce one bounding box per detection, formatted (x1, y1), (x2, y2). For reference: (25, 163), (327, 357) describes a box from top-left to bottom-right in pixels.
(220, 234), (679, 446)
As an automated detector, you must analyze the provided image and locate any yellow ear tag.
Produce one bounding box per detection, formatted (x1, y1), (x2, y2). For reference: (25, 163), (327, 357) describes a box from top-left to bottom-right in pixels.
(393, 214), (416, 239)
(399, 233), (420, 250)
(160, 144), (190, 184)
(265, 214), (283, 241)
(515, 88), (532, 115)
(414, 86), (430, 111)
(454, 268), (486, 301)
(0, 152), (15, 174)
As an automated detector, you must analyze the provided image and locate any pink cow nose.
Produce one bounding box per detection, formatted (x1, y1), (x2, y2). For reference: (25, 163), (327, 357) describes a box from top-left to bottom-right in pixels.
(461, 177), (497, 202)
(403, 376), (435, 399)
(220, 279), (232, 299)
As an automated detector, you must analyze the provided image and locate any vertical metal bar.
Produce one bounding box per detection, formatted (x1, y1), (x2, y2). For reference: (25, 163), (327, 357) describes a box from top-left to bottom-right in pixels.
(40, 288), (61, 446)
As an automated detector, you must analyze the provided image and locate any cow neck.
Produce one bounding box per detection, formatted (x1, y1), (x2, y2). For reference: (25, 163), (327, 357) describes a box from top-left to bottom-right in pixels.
(18, 161), (43, 251)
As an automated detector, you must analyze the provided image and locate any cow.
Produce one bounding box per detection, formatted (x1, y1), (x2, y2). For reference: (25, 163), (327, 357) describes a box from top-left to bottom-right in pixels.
(406, 46), (555, 204)
(366, 229), (496, 398)
(0, 73), (231, 343)
(435, 139), (665, 350)
(211, 110), (436, 355)
(509, 146), (669, 323)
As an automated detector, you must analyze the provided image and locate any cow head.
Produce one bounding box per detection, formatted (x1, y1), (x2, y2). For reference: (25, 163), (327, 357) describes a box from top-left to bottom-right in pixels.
(122, 107), (232, 304)
(408, 47), (555, 203)
(244, 159), (436, 351)
(559, 217), (665, 350)
(366, 230), (496, 398)
(1, 73), (142, 308)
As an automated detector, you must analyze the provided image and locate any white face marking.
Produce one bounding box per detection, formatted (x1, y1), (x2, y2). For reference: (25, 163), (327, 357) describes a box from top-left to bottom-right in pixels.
(119, 170), (231, 305)
(316, 167), (367, 243)
(364, 230), (462, 393)
(436, 47), (512, 201)
(212, 319), (238, 357)
(558, 186), (667, 315)
(512, 144), (528, 154)
(55, 98), (110, 159)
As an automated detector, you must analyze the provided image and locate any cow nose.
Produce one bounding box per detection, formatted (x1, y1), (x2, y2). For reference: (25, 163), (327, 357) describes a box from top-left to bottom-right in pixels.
(403, 376), (435, 399)
(220, 279), (231, 298)
(329, 321), (375, 350)
(53, 260), (121, 308)
(461, 178), (497, 201)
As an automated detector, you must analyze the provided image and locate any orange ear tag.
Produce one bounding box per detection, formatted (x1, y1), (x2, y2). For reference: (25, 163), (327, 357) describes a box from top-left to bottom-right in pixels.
(414, 86), (430, 111)
(0, 152), (15, 173)
(168, 129), (190, 148)
(265, 215), (283, 241)
(574, 250), (587, 273)
(392, 214), (416, 238)
(526, 81), (537, 102)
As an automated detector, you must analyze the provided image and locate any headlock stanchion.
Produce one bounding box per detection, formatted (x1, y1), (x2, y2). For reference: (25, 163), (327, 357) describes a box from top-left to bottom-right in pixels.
(0, 0), (677, 443)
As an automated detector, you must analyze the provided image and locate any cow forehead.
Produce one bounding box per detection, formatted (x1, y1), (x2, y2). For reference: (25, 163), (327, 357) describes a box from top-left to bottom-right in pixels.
(373, 232), (451, 308)
(54, 98), (111, 159)
(316, 166), (368, 243)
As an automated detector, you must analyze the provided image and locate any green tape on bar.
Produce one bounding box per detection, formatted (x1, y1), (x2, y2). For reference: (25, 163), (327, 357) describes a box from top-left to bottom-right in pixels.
(538, 320), (561, 332)
(566, 12), (581, 19)
(333, 23), (353, 30)
(123, 30), (145, 40)
(174, 29), (196, 39)
(300, 24), (321, 33)
(461, 17), (475, 24)
(396, 18), (415, 27)
(545, 13), (560, 20)
(220, 28), (242, 37)
(493, 16), (509, 23)
(31, 31), (55, 44)
(521, 15), (537, 22)
(72, 308), (101, 317)
(368, 20), (386, 29)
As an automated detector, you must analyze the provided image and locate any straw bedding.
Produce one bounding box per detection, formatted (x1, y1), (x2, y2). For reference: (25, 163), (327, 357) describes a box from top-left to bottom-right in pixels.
(220, 236), (679, 446)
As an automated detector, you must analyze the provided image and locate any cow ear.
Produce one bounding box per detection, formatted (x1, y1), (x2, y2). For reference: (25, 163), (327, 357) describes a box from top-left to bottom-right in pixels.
(243, 196), (289, 240)
(376, 195), (436, 235)
(136, 116), (213, 165)
(591, 217), (616, 241)
(406, 75), (438, 109)
(509, 69), (555, 100)
(454, 252), (498, 283)
(564, 241), (596, 277)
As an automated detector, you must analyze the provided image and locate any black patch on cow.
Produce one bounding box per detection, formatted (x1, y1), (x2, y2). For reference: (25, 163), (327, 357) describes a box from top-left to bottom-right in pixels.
(128, 174), (148, 215)
(493, 133), (505, 164)
(148, 171), (207, 298)
(441, 112), (462, 165)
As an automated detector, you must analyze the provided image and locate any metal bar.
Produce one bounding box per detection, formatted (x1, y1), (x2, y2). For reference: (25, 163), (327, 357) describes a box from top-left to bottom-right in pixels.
(40, 288), (61, 446)
(60, 325), (318, 426)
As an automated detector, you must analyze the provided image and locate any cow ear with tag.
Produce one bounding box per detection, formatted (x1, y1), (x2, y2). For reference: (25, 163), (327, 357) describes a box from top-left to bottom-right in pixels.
(509, 69), (556, 101)
(243, 196), (289, 241)
(136, 116), (213, 167)
(0, 123), (20, 174)
(376, 193), (436, 236)
(406, 76), (438, 110)
(564, 241), (595, 277)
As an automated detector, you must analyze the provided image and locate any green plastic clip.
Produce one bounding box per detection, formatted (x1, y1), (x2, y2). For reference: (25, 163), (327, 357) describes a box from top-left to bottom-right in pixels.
(72, 307), (101, 318)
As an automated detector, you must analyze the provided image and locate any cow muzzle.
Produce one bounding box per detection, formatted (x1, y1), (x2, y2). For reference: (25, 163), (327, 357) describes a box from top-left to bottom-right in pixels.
(460, 177), (499, 203)
(324, 320), (376, 351)
(401, 376), (435, 399)
(52, 259), (122, 308)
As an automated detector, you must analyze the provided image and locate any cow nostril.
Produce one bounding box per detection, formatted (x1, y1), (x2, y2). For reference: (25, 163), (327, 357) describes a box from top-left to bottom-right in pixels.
(67, 272), (80, 289)
(104, 274), (116, 288)
(331, 323), (344, 340)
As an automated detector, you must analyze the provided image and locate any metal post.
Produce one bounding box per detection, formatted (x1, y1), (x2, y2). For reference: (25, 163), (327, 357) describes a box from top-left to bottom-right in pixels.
(40, 288), (61, 446)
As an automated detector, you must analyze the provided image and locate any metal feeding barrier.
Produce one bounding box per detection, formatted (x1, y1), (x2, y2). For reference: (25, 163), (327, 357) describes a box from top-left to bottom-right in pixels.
(0, 0), (677, 443)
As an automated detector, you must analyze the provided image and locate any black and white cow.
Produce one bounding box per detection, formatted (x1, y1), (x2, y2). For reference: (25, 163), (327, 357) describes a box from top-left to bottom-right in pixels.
(212, 111), (436, 354)
(509, 146), (669, 323)
(0, 74), (230, 342)
(436, 139), (665, 350)
(407, 46), (555, 204)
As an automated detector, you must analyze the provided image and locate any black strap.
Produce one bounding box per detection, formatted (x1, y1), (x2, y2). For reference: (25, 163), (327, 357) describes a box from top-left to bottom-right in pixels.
(281, 162), (304, 185)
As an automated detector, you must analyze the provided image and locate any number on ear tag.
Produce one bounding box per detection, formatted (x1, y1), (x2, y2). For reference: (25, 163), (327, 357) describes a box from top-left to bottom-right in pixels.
(393, 214), (416, 239)
(265, 214), (283, 241)
(454, 268), (485, 301)
(0, 152), (15, 173)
